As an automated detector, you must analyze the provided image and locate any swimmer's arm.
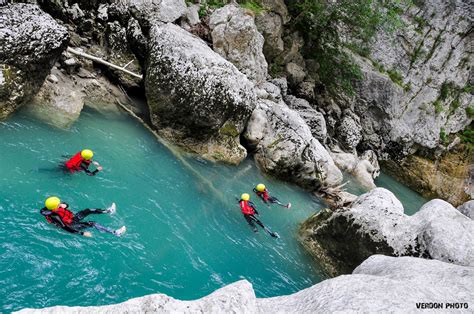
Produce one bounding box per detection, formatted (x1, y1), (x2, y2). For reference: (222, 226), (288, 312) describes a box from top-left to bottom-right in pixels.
(80, 162), (99, 176)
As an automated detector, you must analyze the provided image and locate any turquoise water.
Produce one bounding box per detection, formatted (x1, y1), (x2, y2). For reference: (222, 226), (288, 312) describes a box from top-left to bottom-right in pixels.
(0, 109), (326, 311)
(0, 108), (428, 311)
(344, 172), (428, 215)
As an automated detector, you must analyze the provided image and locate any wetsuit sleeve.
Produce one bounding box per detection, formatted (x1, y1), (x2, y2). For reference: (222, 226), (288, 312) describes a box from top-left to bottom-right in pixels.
(80, 162), (99, 176)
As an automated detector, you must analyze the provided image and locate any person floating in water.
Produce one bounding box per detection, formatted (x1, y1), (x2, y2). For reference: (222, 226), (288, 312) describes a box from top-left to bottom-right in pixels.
(239, 193), (279, 238)
(40, 196), (126, 237)
(64, 149), (103, 176)
(253, 184), (291, 208)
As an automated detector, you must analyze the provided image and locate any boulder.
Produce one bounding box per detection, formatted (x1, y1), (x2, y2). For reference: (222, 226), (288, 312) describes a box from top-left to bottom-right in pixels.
(0, 3), (69, 119)
(17, 256), (474, 313)
(209, 4), (268, 84)
(285, 95), (327, 142)
(336, 111), (363, 152)
(458, 200), (474, 219)
(245, 96), (342, 189)
(146, 23), (256, 164)
(299, 188), (474, 276)
(255, 11), (284, 62)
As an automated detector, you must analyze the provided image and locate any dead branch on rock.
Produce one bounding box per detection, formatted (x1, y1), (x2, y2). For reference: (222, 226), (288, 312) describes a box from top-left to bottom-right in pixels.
(67, 47), (143, 80)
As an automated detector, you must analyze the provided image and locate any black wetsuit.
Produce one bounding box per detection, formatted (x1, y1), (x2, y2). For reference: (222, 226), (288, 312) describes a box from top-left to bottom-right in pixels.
(240, 200), (265, 232)
(40, 204), (113, 235)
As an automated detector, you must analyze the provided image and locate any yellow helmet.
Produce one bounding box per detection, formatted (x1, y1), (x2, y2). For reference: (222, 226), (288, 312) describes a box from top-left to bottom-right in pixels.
(241, 193), (250, 201)
(81, 149), (94, 160)
(45, 197), (60, 210)
(256, 183), (266, 192)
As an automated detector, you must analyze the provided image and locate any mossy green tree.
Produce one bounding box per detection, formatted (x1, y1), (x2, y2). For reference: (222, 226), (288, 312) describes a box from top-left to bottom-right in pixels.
(288, 0), (409, 94)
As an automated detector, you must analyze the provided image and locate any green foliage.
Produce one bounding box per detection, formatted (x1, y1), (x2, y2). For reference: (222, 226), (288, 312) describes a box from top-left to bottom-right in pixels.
(433, 100), (443, 114)
(289, 0), (409, 95)
(372, 60), (386, 73)
(240, 0), (265, 14)
(413, 15), (427, 33)
(387, 69), (404, 86)
(198, 0), (226, 18)
(198, 0), (265, 18)
(439, 128), (449, 145)
(466, 107), (474, 119)
(459, 125), (474, 146)
(269, 63), (284, 77)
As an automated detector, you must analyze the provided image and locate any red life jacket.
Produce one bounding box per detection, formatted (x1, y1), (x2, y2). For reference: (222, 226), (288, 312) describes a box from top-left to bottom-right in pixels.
(46, 207), (74, 225)
(240, 200), (255, 215)
(65, 152), (90, 171)
(257, 190), (270, 201)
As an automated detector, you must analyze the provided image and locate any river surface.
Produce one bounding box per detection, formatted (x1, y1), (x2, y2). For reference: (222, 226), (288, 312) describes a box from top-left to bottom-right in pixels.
(0, 108), (427, 311)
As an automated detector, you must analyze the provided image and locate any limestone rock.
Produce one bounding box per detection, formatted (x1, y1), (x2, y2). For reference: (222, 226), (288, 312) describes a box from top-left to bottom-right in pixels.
(458, 201), (474, 219)
(255, 11), (284, 62)
(348, 1), (473, 155)
(382, 149), (472, 207)
(245, 98), (342, 189)
(285, 62), (306, 85)
(299, 188), (474, 276)
(146, 23), (256, 164)
(25, 66), (128, 128)
(336, 111), (363, 151)
(128, 0), (187, 28)
(209, 4), (268, 84)
(285, 95), (327, 142)
(0, 3), (69, 119)
(260, 256), (473, 313)
(17, 256), (474, 313)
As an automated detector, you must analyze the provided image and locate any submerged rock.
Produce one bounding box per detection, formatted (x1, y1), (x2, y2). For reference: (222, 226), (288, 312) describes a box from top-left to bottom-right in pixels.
(0, 3), (69, 119)
(209, 4), (268, 84)
(17, 256), (474, 313)
(331, 150), (380, 190)
(299, 188), (474, 276)
(146, 23), (256, 164)
(245, 95), (342, 189)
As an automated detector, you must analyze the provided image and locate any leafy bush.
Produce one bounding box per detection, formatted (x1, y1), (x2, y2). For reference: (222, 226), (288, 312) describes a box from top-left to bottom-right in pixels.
(289, 0), (408, 94)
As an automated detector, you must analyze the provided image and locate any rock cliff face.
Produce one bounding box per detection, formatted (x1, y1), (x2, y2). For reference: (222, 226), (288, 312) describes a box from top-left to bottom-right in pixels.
(17, 255), (474, 313)
(299, 188), (474, 276)
(334, 1), (473, 205)
(0, 3), (69, 119)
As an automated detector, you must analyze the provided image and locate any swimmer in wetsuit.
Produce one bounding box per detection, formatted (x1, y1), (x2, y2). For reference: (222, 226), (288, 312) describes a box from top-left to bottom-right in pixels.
(64, 149), (103, 176)
(40, 197), (125, 237)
